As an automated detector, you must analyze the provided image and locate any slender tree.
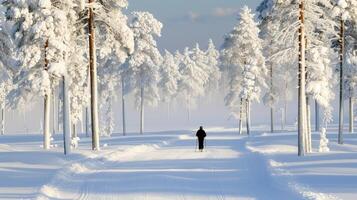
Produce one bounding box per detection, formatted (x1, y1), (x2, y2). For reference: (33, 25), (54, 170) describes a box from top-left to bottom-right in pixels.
(159, 50), (181, 118)
(127, 12), (162, 134)
(222, 6), (267, 134)
(2, 0), (74, 149)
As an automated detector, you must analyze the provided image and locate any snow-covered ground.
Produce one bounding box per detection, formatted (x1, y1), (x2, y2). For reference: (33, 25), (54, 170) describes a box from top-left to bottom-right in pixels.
(1, 128), (357, 200)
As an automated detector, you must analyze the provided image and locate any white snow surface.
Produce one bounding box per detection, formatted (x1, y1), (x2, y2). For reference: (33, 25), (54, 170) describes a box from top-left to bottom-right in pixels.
(1, 129), (357, 199)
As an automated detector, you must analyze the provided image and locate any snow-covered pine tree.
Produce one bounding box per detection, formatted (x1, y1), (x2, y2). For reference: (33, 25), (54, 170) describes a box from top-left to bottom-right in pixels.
(328, 0), (357, 144)
(306, 45), (336, 137)
(222, 6), (267, 134)
(83, 0), (134, 149)
(128, 11), (162, 134)
(319, 128), (330, 152)
(204, 39), (221, 94)
(0, 80), (12, 135)
(257, 0), (281, 133)
(190, 44), (211, 110)
(345, 47), (357, 133)
(159, 50), (181, 118)
(333, 0), (357, 134)
(59, 0), (90, 148)
(3, 0), (73, 149)
(267, 0), (337, 155)
(0, 21), (15, 136)
(178, 47), (208, 121)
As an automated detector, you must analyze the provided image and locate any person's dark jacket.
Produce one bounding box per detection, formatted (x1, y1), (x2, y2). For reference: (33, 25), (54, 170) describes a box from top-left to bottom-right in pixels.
(196, 129), (206, 139)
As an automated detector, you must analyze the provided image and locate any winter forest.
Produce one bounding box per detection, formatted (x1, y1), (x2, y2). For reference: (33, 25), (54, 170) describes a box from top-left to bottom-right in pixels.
(0, 0), (357, 199)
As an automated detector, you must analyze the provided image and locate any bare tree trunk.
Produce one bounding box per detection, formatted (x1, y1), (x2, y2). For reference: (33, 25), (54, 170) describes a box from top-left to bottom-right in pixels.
(238, 98), (243, 135)
(52, 89), (56, 135)
(121, 77), (126, 136)
(349, 97), (353, 133)
(44, 94), (51, 149)
(270, 108), (274, 133)
(315, 100), (319, 131)
(140, 86), (144, 135)
(338, 17), (345, 145)
(88, 0), (100, 150)
(72, 124), (77, 139)
(270, 62), (274, 133)
(306, 96), (312, 153)
(1, 105), (5, 135)
(58, 94), (61, 133)
(63, 76), (71, 155)
(43, 39), (51, 150)
(167, 101), (170, 119)
(281, 78), (288, 131)
(85, 107), (90, 137)
(187, 96), (191, 122)
(246, 99), (251, 135)
(298, 0), (307, 156)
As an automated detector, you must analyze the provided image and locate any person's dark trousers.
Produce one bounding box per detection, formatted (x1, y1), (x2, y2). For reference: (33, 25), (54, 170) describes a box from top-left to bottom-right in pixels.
(198, 138), (204, 151)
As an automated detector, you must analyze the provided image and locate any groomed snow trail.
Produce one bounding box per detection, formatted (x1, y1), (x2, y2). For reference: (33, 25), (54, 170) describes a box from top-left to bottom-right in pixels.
(37, 132), (302, 200)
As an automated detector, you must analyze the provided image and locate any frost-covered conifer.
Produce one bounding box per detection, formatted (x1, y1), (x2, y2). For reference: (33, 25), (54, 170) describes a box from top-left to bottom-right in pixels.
(319, 128), (330, 152)
(205, 39), (221, 93)
(2, 0), (73, 149)
(178, 47), (208, 121)
(306, 46), (336, 125)
(267, 0), (337, 155)
(222, 6), (266, 134)
(96, 0), (135, 136)
(257, 0), (282, 133)
(159, 50), (181, 117)
(127, 11), (162, 134)
(78, 0), (134, 148)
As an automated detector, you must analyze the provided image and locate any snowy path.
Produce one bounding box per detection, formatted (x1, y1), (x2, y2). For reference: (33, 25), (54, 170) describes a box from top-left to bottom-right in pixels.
(37, 132), (301, 200)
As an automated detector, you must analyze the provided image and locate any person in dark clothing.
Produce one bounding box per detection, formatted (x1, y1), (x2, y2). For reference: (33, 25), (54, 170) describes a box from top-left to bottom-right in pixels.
(196, 126), (206, 152)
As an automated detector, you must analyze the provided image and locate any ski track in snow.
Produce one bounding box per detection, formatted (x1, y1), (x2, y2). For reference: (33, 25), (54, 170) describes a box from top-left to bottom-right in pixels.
(246, 134), (343, 200)
(35, 132), (305, 200)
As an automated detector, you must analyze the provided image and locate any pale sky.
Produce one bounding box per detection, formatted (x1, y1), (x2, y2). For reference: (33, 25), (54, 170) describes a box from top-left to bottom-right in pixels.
(126, 0), (262, 52)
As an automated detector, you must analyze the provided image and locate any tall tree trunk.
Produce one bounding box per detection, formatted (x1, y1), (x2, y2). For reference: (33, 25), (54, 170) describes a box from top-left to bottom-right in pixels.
(88, 0), (100, 150)
(140, 86), (144, 135)
(338, 17), (345, 144)
(107, 96), (113, 136)
(121, 77), (126, 136)
(306, 96), (312, 153)
(72, 124), (77, 139)
(44, 94), (51, 149)
(43, 39), (51, 150)
(283, 81), (288, 131)
(63, 76), (71, 155)
(1, 105), (5, 135)
(85, 107), (90, 137)
(246, 99), (251, 135)
(238, 98), (243, 135)
(315, 100), (319, 131)
(58, 94), (61, 133)
(52, 89), (56, 135)
(349, 97), (353, 133)
(298, 0), (307, 156)
(167, 101), (170, 119)
(187, 96), (191, 122)
(270, 62), (274, 133)
(270, 107), (274, 133)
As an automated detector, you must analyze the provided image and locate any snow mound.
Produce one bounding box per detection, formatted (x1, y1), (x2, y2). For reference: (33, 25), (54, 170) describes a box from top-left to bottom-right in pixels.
(105, 144), (160, 162)
(178, 134), (193, 140)
(69, 163), (91, 174)
(37, 185), (61, 200)
(247, 144), (296, 154)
